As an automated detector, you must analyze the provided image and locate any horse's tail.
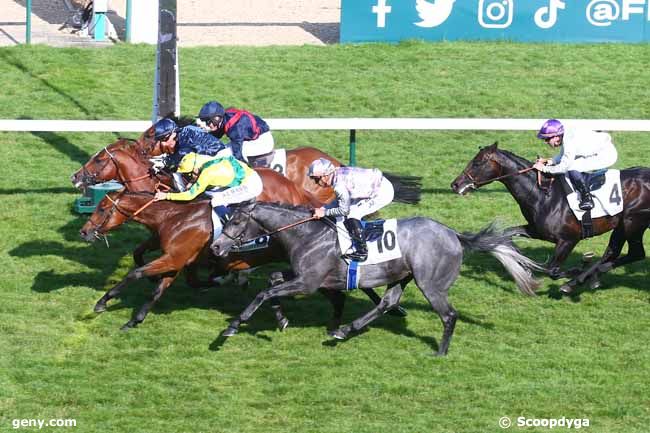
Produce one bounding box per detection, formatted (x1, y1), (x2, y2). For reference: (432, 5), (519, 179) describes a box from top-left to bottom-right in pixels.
(384, 172), (422, 205)
(456, 223), (543, 296)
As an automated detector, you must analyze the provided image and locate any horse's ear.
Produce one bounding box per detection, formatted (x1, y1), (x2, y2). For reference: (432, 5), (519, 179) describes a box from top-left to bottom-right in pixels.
(491, 141), (499, 149)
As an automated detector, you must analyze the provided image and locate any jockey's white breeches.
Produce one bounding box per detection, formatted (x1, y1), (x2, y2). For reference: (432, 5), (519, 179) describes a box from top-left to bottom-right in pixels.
(205, 170), (264, 239)
(206, 170), (263, 207)
(347, 177), (394, 220)
(570, 146), (618, 173)
(242, 132), (275, 162)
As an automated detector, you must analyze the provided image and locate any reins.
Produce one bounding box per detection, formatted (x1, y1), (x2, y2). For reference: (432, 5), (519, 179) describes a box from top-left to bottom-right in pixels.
(465, 166), (535, 187)
(104, 193), (156, 222)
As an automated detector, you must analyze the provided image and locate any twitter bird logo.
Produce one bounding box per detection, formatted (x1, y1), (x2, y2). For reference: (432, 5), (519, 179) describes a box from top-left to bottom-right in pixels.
(414, 0), (455, 28)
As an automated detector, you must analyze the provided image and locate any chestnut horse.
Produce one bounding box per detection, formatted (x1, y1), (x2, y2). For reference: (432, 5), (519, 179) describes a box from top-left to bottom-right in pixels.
(451, 143), (650, 294)
(73, 140), (404, 329)
(136, 121), (340, 203)
(70, 138), (324, 267)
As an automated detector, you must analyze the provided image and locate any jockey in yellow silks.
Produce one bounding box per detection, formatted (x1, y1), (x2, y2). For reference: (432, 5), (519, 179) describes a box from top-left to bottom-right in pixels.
(154, 152), (263, 251)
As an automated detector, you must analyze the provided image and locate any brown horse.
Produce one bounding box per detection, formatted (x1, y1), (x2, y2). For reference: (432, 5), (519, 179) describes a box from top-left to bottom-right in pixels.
(70, 138), (323, 268)
(451, 143), (650, 294)
(79, 191), (294, 330)
(74, 140), (404, 329)
(136, 122), (340, 203)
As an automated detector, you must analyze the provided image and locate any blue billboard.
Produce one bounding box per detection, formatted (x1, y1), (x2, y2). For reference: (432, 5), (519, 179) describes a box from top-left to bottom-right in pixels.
(341, 0), (650, 43)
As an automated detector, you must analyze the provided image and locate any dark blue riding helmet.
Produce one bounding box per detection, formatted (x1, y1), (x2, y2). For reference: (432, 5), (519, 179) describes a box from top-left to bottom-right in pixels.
(154, 118), (178, 140)
(198, 101), (225, 121)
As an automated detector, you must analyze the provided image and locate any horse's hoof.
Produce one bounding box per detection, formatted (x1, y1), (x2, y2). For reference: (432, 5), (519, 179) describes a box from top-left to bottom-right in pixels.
(222, 327), (238, 337)
(278, 318), (289, 332)
(93, 304), (106, 314)
(387, 305), (408, 317)
(559, 284), (574, 295)
(589, 278), (601, 290)
(328, 328), (348, 340)
(120, 322), (135, 332)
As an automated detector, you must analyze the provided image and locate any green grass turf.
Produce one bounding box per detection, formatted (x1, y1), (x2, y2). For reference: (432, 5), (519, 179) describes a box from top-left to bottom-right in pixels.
(0, 42), (649, 433)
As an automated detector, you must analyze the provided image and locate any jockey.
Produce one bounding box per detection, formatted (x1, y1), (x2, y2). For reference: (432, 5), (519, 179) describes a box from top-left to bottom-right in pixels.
(153, 152), (263, 252)
(308, 158), (395, 262)
(197, 101), (274, 167)
(533, 119), (618, 211)
(153, 118), (232, 191)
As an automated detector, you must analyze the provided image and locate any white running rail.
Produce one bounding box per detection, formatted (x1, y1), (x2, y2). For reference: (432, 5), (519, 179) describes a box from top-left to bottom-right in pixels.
(1, 118), (650, 132)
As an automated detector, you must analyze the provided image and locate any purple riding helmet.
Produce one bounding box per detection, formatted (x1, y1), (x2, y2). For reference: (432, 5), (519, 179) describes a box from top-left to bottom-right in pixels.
(537, 119), (565, 139)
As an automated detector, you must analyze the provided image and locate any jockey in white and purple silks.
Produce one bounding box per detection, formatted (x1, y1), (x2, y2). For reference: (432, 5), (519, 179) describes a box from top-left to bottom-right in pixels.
(196, 101), (274, 167)
(308, 158), (395, 262)
(533, 119), (618, 211)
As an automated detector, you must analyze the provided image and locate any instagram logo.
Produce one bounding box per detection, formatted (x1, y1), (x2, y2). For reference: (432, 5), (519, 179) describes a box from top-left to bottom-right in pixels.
(478, 0), (514, 28)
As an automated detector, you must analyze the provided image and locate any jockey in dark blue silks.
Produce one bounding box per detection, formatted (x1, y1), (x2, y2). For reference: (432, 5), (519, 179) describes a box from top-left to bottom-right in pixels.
(153, 118), (232, 191)
(197, 101), (275, 167)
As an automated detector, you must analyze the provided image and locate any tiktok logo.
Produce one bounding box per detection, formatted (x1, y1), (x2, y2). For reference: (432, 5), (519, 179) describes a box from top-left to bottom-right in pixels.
(534, 0), (566, 29)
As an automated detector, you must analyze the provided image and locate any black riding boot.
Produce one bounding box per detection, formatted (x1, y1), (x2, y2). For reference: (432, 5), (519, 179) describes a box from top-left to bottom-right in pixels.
(343, 218), (368, 262)
(568, 171), (594, 211)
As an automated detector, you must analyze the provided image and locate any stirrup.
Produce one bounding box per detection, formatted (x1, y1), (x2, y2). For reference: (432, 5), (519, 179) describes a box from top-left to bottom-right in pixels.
(579, 198), (594, 211)
(343, 250), (368, 262)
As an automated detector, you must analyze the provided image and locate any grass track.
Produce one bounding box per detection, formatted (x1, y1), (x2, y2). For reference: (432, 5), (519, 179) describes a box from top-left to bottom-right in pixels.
(1, 42), (649, 433)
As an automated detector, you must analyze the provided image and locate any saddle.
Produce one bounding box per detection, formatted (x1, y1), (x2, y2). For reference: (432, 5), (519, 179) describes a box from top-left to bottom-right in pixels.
(247, 151), (275, 169)
(361, 220), (385, 242)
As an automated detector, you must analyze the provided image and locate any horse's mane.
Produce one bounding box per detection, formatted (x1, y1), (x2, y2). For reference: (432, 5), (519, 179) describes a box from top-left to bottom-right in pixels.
(498, 148), (533, 170)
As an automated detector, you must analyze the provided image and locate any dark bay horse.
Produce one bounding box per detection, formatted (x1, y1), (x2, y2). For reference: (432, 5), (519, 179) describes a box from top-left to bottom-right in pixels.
(451, 142), (650, 293)
(211, 202), (541, 356)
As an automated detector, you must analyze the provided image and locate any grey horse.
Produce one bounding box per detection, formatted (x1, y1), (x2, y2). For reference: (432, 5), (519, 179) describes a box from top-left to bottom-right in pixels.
(212, 202), (542, 356)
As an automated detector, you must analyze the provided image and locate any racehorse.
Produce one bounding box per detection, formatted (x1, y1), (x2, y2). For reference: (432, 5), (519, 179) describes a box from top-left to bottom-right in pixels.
(137, 119), (422, 205)
(74, 141), (407, 329)
(211, 201), (542, 356)
(70, 138), (321, 271)
(450, 142), (650, 293)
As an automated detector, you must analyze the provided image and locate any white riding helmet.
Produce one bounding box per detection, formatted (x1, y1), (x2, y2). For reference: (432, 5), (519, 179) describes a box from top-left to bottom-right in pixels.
(308, 158), (336, 177)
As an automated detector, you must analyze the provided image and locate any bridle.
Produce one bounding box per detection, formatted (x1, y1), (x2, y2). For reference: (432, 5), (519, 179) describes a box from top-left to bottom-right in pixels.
(86, 192), (157, 245)
(219, 203), (318, 249)
(464, 156), (554, 196)
(79, 140), (168, 191)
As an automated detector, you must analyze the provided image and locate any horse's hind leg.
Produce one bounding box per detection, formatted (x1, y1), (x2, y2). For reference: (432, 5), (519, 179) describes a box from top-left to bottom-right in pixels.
(329, 278), (411, 340)
(360, 287), (408, 317)
(413, 252), (461, 356)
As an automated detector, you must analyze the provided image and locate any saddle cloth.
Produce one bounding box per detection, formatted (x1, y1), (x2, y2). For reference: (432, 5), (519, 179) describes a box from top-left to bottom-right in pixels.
(562, 169), (623, 220)
(336, 217), (402, 265)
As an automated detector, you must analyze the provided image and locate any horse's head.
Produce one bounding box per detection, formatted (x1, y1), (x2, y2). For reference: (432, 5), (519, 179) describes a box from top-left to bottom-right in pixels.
(79, 191), (130, 242)
(211, 201), (260, 257)
(451, 142), (506, 195)
(71, 143), (121, 190)
(71, 138), (161, 192)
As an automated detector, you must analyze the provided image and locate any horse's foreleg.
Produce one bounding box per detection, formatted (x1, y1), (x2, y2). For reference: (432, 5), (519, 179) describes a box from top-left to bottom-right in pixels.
(121, 274), (177, 331)
(559, 226), (629, 295)
(133, 234), (160, 267)
(547, 239), (579, 279)
(117, 254), (189, 329)
(222, 279), (318, 337)
(330, 281), (405, 341)
(94, 275), (134, 313)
